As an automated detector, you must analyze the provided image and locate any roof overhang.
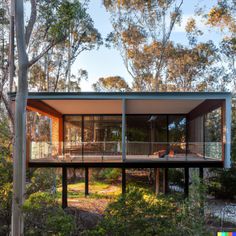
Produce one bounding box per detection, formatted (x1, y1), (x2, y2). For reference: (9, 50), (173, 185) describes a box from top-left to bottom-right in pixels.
(9, 92), (231, 115)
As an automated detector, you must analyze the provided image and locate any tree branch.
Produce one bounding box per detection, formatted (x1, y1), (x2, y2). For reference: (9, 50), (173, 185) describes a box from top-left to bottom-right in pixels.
(25, 0), (37, 47)
(28, 42), (54, 67)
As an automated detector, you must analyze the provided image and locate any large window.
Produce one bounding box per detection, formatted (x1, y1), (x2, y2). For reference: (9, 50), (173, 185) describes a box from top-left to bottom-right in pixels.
(64, 115), (122, 156)
(168, 115), (186, 155)
(83, 115), (122, 155)
(64, 116), (83, 156)
(205, 108), (222, 159)
(63, 114), (187, 157)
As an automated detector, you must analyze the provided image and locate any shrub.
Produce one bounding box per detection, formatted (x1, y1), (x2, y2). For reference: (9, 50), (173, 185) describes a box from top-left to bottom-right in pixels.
(92, 168), (121, 182)
(168, 168), (184, 188)
(176, 174), (209, 236)
(26, 168), (59, 195)
(23, 192), (75, 236)
(86, 187), (178, 236)
(207, 167), (236, 200)
(86, 178), (210, 236)
(0, 156), (13, 235)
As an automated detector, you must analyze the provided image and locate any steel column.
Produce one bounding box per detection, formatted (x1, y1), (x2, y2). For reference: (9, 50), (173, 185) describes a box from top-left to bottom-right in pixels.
(85, 167), (89, 196)
(184, 167), (189, 197)
(62, 167), (68, 208)
(122, 99), (126, 161)
(122, 167), (126, 194)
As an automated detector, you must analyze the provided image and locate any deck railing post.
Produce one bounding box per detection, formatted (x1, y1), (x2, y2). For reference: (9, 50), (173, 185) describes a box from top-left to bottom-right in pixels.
(62, 167), (68, 208)
(122, 99), (126, 161)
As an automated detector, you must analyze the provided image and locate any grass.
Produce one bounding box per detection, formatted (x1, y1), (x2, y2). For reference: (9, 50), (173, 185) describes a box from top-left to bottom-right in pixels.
(56, 180), (122, 213)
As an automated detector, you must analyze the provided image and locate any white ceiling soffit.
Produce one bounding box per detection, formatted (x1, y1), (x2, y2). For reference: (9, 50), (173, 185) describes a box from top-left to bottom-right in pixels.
(43, 100), (123, 114)
(126, 100), (204, 114)
(42, 99), (204, 115)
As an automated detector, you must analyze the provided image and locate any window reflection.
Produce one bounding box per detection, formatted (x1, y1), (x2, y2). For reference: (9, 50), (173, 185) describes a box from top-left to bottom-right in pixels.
(83, 116), (122, 156)
(64, 116), (82, 156)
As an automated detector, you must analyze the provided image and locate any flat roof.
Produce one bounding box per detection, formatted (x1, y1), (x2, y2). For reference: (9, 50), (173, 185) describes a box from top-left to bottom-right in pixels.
(9, 91), (231, 100)
(9, 92), (230, 115)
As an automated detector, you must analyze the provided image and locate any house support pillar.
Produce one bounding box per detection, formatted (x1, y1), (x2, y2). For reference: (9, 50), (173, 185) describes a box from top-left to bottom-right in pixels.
(85, 167), (89, 196)
(62, 167), (68, 208)
(184, 167), (189, 197)
(155, 168), (160, 195)
(224, 97), (232, 168)
(122, 99), (126, 161)
(199, 167), (203, 181)
(122, 167), (126, 195)
(163, 168), (169, 194)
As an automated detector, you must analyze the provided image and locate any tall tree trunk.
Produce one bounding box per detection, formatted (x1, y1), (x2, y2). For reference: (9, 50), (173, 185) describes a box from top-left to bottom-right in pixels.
(11, 0), (29, 235)
(9, 1), (15, 93)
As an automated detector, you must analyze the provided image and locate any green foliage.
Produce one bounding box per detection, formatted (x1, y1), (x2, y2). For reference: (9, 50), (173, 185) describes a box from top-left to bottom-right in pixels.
(0, 156), (13, 235)
(86, 177), (210, 236)
(23, 192), (75, 236)
(26, 168), (59, 195)
(92, 168), (121, 182)
(168, 168), (184, 188)
(0, 106), (12, 156)
(177, 173), (209, 236)
(86, 186), (177, 236)
(208, 167), (236, 200)
(231, 107), (236, 162)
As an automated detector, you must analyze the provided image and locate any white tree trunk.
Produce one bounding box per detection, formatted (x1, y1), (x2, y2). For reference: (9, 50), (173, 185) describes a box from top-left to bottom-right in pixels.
(11, 0), (29, 235)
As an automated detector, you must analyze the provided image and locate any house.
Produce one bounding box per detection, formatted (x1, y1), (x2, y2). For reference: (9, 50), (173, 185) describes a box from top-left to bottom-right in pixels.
(9, 92), (232, 208)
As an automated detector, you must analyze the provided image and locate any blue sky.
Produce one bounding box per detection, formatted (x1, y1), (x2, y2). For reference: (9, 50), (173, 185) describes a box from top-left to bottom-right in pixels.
(73, 0), (224, 91)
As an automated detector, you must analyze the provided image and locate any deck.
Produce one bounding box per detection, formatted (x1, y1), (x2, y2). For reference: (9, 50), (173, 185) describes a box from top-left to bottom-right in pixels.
(29, 154), (223, 168)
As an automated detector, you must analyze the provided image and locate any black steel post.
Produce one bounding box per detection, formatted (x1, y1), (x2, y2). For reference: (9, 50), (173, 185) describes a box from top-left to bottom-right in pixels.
(62, 167), (68, 208)
(199, 167), (204, 181)
(184, 167), (189, 197)
(163, 168), (169, 194)
(85, 167), (89, 196)
(122, 167), (126, 194)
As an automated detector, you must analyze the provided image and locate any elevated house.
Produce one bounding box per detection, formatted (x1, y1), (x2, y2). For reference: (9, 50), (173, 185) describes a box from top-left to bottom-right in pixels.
(9, 92), (232, 208)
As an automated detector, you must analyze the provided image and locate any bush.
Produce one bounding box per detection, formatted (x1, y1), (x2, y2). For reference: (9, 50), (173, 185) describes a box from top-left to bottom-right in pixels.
(168, 168), (184, 188)
(23, 192), (75, 236)
(26, 168), (59, 195)
(207, 167), (236, 200)
(92, 168), (121, 182)
(86, 187), (178, 236)
(177, 174), (209, 236)
(0, 156), (13, 235)
(86, 178), (210, 236)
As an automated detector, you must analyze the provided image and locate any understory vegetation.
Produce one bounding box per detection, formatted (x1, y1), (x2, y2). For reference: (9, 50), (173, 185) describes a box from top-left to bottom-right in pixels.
(1, 157), (236, 235)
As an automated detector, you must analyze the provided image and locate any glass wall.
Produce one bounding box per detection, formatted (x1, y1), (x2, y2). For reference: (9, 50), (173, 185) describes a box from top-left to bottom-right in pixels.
(64, 116), (82, 157)
(168, 115), (186, 156)
(83, 116), (122, 156)
(126, 115), (186, 157)
(62, 114), (187, 159)
(188, 107), (222, 159)
(205, 108), (222, 159)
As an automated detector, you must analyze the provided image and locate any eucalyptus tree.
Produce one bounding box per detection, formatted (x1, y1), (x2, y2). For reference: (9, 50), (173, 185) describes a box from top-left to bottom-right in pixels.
(11, 0), (101, 234)
(28, 0), (102, 92)
(104, 0), (184, 91)
(207, 1), (236, 90)
(93, 76), (131, 92)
